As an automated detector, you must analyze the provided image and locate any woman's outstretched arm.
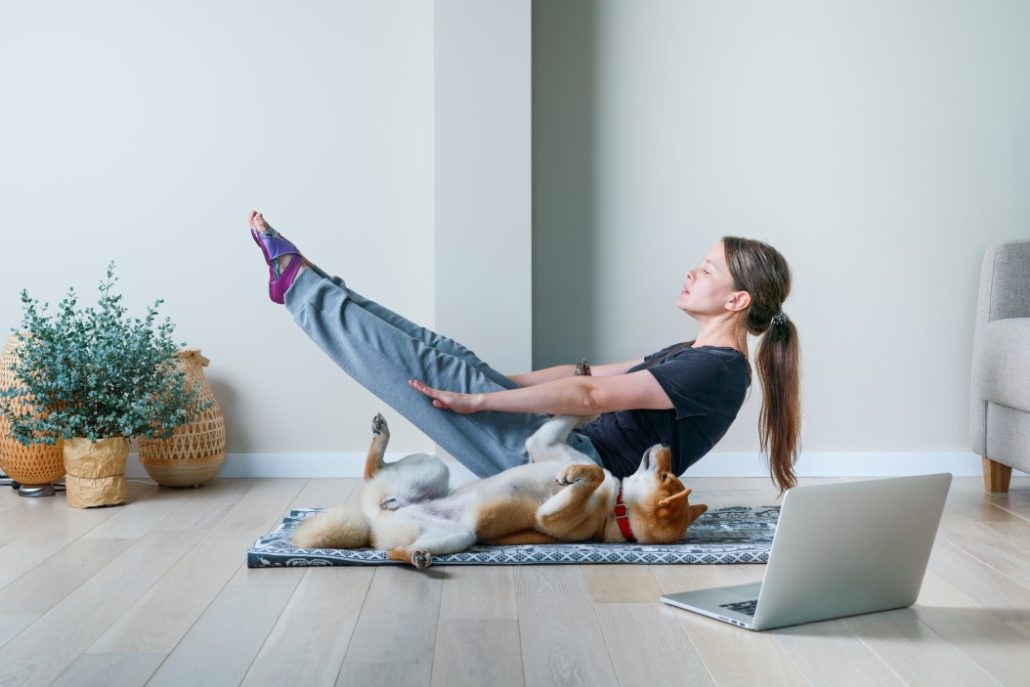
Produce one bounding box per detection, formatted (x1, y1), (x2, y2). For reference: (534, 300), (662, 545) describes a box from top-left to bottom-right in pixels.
(508, 358), (645, 387)
(409, 368), (670, 416)
(507, 365), (578, 387)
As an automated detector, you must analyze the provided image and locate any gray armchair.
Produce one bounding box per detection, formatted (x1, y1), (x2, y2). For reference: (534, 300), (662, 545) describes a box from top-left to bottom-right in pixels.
(970, 240), (1030, 492)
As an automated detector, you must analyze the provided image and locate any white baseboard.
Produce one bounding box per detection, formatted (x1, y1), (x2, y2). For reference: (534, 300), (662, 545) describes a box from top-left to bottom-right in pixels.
(125, 451), (1020, 482)
(124, 451), (483, 485)
(682, 452), (1003, 478)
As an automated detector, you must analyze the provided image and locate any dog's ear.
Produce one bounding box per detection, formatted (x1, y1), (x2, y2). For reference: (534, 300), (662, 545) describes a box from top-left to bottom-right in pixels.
(686, 503), (708, 526)
(657, 486), (692, 509)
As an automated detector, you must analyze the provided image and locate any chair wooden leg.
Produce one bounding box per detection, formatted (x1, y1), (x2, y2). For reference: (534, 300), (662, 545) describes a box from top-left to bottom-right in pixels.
(982, 456), (1012, 493)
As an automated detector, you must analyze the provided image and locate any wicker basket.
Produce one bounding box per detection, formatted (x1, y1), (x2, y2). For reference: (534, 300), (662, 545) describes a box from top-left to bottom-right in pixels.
(138, 348), (226, 487)
(0, 333), (65, 486)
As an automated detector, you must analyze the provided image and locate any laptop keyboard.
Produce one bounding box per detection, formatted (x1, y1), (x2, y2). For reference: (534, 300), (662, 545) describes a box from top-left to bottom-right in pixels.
(719, 599), (758, 616)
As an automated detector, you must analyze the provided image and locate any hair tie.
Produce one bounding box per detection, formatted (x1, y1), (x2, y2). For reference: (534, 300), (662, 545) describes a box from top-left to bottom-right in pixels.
(771, 311), (788, 327)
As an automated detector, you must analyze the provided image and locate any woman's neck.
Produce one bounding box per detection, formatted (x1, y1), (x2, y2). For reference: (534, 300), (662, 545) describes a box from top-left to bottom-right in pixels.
(691, 324), (749, 358)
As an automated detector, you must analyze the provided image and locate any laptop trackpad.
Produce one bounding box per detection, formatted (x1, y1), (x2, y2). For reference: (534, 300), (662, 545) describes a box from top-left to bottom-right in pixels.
(661, 581), (762, 611)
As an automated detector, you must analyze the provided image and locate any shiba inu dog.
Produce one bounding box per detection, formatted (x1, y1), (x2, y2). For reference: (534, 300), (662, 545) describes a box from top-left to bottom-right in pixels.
(292, 361), (708, 569)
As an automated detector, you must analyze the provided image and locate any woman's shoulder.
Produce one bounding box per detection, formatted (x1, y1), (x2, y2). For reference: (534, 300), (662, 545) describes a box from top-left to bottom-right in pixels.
(642, 342), (749, 383)
(673, 345), (751, 385)
(645, 342), (743, 371)
(661, 342), (745, 362)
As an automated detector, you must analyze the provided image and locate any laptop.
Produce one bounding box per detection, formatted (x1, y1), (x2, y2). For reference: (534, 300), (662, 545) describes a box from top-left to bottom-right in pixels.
(661, 473), (952, 631)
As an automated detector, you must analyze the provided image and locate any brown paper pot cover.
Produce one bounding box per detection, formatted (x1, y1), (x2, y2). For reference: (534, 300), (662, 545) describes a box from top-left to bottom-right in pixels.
(64, 436), (129, 508)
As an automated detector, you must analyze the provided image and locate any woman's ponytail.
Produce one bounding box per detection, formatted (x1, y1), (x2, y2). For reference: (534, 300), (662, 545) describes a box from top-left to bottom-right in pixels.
(723, 237), (801, 496)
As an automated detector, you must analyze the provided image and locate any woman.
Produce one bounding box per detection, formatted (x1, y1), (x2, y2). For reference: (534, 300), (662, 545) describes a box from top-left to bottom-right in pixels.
(250, 210), (800, 495)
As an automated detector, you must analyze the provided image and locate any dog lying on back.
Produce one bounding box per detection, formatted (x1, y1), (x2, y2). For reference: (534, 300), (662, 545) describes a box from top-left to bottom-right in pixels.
(292, 360), (708, 569)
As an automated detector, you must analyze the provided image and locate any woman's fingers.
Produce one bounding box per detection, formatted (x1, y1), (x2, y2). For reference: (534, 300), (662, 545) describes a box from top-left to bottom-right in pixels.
(409, 379), (447, 405)
(408, 379), (478, 414)
(408, 379), (435, 396)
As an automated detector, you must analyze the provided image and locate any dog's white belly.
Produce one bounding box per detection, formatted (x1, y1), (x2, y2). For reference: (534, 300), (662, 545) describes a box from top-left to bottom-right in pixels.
(411, 494), (467, 521)
(371, 497), (474, 549)
(399, 461), (576, 523)
(374, 458), (605, 547)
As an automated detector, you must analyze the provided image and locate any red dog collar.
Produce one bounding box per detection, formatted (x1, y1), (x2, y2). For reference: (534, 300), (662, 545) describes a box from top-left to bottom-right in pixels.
(613, 487), (636, 542)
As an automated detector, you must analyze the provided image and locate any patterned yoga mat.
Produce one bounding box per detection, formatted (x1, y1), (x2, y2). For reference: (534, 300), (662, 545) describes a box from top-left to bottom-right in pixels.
(247, 505), (780, 568)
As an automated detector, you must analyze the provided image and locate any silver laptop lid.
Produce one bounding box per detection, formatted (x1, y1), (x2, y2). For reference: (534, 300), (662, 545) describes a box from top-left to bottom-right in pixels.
(745, 473), (952, 630)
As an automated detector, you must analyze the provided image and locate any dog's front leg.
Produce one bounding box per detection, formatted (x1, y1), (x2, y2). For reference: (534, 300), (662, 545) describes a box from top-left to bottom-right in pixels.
(535, 464), (606, 539)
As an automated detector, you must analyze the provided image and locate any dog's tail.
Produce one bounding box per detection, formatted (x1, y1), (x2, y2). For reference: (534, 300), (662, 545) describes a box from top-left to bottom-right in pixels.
(291, 504), (371, 549)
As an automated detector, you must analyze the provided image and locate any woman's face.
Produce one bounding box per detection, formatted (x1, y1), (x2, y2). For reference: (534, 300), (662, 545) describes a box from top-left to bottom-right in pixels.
(678, 242), (742, 317)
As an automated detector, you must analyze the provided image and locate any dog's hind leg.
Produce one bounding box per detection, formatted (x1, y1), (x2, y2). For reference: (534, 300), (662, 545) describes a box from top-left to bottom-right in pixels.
(386, 453), (452, 509)
(364, 412), (391, 480)
(387, 521), (476, 570)
(387, 546), (433, 569)
(525, 414), (601, 462)
(525, 415), (581, 460)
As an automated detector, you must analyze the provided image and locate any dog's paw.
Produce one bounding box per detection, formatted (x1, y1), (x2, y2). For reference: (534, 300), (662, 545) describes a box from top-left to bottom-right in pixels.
(371, 412), (389, 436)
(555, 466), (581, 486)
(411, 549), (432, 570)
(575, 358), (592, 376)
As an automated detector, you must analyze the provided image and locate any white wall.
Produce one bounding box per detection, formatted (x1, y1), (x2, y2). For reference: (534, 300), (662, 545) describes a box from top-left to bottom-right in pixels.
(433, 1), (533, 462)
(534, 0), (1030, 475)
(0, 1), (440, 461)
(0, 0), (535, 482)
(3, 1), (1027, 480)
(435, 2), (532, 376)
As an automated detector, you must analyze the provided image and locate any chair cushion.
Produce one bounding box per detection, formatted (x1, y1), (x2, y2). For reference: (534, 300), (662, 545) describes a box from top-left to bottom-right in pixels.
(978, 318), (1030, 413)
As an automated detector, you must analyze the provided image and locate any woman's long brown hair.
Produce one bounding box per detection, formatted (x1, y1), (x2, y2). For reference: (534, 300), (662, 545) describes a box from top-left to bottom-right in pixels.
(722, 236), (801, 496)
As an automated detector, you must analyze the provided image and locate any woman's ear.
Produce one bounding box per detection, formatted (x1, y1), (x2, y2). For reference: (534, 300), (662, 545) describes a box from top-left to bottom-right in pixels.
(726, 290), (751, 312)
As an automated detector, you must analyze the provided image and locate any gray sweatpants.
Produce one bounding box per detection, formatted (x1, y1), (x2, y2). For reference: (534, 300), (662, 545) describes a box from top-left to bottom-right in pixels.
(283, 263), (602, 478)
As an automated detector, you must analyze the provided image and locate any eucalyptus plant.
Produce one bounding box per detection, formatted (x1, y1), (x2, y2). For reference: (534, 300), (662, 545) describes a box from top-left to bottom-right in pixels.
(0, 260), (212, 445)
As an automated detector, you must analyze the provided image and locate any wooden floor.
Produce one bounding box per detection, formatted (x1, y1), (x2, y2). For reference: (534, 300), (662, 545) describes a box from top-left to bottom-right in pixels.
(1, 474), (1029, 686)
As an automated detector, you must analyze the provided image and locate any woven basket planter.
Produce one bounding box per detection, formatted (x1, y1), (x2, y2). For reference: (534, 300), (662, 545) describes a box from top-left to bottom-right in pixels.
(138, 348), (226, 488)
(0, 333), (65, 486)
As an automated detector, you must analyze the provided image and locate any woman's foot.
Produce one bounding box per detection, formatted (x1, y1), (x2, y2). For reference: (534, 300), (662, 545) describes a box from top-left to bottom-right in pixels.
(249, 210), (311, 303)
(248, 210), (310, 279)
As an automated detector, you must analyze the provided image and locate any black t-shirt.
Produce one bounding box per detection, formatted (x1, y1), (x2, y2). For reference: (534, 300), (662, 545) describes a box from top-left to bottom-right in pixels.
(576, 342), (751, 478)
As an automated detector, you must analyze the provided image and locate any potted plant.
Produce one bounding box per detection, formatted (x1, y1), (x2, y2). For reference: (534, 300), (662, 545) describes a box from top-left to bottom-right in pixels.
(0, 260), (212, 507)
(0, 333), (64, 496)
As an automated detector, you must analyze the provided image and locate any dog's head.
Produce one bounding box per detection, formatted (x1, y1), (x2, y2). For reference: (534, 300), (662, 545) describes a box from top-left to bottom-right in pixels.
(619, 444), (708, 544)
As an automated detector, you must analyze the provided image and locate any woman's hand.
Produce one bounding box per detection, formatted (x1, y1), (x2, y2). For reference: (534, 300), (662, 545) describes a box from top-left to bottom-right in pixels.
(408, 379), (484, 414)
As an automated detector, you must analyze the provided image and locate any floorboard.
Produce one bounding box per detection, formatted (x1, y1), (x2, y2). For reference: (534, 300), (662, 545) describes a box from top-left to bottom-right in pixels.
(0, 476), (1026, 686)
